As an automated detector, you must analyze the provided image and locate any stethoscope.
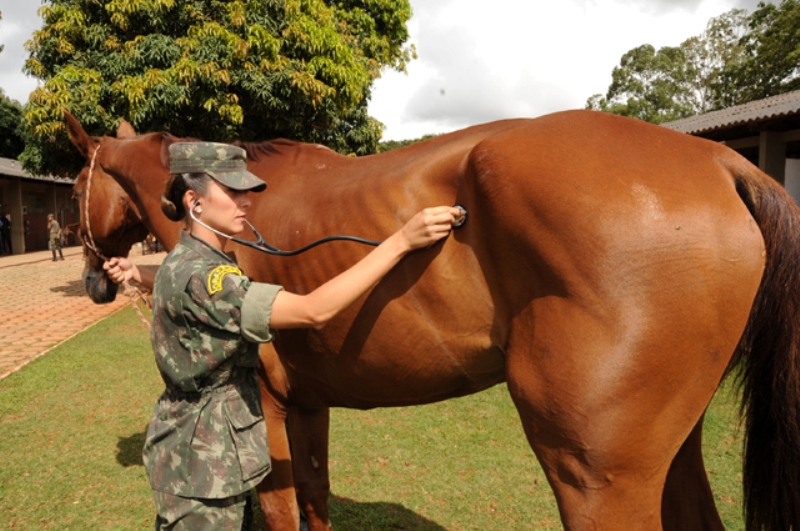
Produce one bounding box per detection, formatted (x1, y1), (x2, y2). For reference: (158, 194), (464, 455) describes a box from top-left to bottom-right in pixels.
(188, 201), (467, 257)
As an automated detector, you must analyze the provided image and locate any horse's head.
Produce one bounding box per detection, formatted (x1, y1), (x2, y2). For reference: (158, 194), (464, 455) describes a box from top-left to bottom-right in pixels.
(66, 113), (150, 303)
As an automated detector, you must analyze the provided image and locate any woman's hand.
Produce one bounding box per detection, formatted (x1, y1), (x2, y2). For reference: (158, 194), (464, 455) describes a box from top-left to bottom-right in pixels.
(103, 257), (137, 284)
(398, 206), (465, 251)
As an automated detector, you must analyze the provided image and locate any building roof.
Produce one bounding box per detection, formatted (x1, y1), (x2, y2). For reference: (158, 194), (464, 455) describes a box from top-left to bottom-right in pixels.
(0, 157), (75, 185)
(663, 90), (800, 135)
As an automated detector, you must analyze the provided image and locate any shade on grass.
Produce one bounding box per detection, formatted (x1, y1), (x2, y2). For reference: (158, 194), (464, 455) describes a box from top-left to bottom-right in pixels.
(0, 307), (744, 530)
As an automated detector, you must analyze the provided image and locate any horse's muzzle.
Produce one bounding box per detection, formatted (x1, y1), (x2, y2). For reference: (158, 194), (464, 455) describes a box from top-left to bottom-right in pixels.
(82, 265), (119, 304)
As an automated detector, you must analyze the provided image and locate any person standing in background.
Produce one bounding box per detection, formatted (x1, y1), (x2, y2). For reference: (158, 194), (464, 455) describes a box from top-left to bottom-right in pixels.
(2, 214), (11, 255)
(48, 213), (64, 261)
(0, 215), (6, 254)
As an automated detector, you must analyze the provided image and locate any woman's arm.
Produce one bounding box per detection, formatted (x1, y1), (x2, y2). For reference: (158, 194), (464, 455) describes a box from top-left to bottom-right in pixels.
(269, 205), (462, 330)
(103, 257), (157, 290)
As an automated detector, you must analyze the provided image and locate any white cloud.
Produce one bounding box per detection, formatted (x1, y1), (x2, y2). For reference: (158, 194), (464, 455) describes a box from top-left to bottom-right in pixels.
(369, 0), (766, 140)
(0, 2), (43, 103)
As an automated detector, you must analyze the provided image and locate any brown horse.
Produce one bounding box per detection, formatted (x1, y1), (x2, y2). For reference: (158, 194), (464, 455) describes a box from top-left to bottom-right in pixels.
(66, 110), (800, 531)
(71, 120), (149, 302)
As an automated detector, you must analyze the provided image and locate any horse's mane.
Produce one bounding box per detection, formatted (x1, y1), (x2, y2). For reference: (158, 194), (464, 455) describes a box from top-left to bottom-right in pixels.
(233, 139), (300, 162)
(155, 134), (300, 169)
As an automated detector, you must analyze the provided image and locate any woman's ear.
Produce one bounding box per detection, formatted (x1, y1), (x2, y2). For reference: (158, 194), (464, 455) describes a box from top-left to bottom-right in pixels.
(184, 190), (198, 213)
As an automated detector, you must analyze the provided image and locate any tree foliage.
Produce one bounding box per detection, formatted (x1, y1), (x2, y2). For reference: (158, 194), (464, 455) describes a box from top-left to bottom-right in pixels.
(0, 10), (24, 159)
(377, 133), (437, 152)
(587, 8), (750, 123)
(20, 0), (414, 176)
(719, 0), (800, 106)
(0, 91), (24, 159)
(586, 44), (695, 124)
(681, 8), (749, 113)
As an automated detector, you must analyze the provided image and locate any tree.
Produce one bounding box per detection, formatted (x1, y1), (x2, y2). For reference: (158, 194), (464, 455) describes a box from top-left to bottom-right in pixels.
(0, 10), (25, 159)
(586, 44), (695, 124)
(587, 9), (749, 123)
(719, 0), (800, 106)
(378, 133), (438, 152)
(681, 8), (749, 113)
(20, 0), (414, 176)
(0, 92), (25, 159)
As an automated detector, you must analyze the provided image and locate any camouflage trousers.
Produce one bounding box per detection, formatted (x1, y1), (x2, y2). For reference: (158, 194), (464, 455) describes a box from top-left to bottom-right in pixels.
(153, 489), (253, 531)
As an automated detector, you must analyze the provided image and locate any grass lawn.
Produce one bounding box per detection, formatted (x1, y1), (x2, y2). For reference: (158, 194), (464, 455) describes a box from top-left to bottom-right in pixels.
(0, 307), (744, 530)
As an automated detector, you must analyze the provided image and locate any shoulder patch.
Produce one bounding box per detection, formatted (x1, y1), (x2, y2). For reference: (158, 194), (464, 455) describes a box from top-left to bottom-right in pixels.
(207, 265), (243, 295)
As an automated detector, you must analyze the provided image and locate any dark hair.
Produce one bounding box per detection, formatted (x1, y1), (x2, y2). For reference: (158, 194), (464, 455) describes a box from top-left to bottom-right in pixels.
(160, 173), (212, 221)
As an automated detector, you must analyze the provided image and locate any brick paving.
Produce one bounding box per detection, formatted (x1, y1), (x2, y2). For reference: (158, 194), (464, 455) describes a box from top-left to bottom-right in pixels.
(0, 244), (166, 380)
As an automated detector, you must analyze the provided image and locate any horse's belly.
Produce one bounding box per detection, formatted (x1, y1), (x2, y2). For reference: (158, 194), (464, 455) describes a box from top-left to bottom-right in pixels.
(285, 279), (505, 408)
(327, 341), (506, 408)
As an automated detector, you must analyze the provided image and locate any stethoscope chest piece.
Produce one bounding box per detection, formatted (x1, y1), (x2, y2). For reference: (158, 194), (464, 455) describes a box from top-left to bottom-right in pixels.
(453, 205), (467, 228)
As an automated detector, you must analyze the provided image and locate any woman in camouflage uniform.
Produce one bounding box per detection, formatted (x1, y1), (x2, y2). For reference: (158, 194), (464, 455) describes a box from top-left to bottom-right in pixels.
(104, 142), (462, 531)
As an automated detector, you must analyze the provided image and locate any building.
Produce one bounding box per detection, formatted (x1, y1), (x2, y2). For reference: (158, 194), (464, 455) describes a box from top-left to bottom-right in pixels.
(663, 90), (800, 201)
(0, 157), (78, 255)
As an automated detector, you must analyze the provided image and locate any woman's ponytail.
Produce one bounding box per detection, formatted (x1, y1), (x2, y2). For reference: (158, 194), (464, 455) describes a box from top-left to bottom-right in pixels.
(160, 173), (211, 221)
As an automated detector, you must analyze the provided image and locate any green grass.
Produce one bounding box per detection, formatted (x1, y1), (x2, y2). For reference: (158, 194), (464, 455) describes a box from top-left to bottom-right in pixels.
(0, 308), (744, 530)
(0, 308), (161, 530)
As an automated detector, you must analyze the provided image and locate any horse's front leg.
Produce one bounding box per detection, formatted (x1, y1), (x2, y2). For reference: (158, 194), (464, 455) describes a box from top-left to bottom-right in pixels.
(256, 348), (301, 530)
(287, 406), (332, 531)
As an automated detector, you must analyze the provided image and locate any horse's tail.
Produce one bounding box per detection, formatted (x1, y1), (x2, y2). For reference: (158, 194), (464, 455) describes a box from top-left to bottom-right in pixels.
(730, 159), (800, 531)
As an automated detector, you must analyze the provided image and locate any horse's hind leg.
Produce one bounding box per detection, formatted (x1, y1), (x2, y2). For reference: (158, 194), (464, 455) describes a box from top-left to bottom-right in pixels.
(503, 318), (729, 530)
(507, 372), (671, 528)
(661, 415), (725, 531)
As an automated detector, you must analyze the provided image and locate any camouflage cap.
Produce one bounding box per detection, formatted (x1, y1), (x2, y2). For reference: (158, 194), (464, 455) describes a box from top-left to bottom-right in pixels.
(169, 142), (267, 192)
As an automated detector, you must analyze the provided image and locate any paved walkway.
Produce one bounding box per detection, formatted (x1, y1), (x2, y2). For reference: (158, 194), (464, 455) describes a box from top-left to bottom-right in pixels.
(0, 244), (166, 380)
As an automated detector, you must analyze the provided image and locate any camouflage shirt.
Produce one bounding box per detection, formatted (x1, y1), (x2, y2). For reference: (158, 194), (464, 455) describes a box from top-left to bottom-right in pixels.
(144, 231), (282, 499)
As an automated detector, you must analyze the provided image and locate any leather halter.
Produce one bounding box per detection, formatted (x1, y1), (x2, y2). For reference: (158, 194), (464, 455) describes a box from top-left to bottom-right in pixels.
(82, 146), (108, 261)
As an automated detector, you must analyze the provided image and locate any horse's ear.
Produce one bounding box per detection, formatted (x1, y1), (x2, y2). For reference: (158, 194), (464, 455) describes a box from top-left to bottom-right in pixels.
(64, 111), (96, 158)
(160, 133), (178, 170)
(117, 119), (136, 138)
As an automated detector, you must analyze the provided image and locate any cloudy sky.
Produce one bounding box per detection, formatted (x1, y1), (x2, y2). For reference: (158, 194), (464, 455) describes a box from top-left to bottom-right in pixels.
(0, 0), (765, 141)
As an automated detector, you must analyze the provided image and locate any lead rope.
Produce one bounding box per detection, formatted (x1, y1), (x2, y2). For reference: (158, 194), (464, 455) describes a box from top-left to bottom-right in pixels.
(84, 146), (152, 329)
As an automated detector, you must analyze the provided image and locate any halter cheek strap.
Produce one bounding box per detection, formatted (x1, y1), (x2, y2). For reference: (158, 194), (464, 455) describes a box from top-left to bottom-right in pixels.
(82, 145), (152, 328)
(82, 146), (107, 261)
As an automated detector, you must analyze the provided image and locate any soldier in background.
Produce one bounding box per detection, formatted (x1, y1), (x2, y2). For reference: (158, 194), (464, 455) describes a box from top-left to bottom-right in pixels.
(47, 213), (63, 261)
(103, 142), (463, 531)
(2, 214), (11, 255)
(0, 214), (7, 254)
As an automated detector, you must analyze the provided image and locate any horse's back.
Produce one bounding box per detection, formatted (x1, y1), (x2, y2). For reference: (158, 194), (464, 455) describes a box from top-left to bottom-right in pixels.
(466, 110), (765, 319)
